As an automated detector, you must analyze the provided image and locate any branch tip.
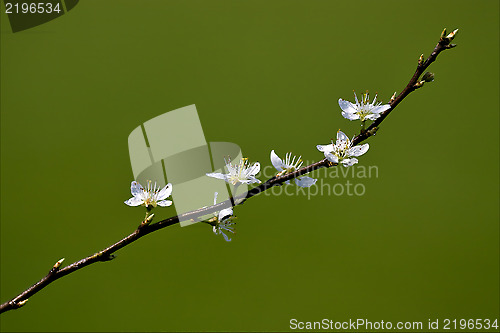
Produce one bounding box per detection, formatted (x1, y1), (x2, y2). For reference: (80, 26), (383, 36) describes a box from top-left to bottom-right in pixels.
(53, 258), (65, 270)
(446, 29), (458, 40)
(418, 54), (424, 66)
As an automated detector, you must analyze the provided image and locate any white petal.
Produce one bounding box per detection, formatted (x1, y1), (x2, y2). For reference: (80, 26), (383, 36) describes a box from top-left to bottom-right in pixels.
(270, 150), (284, 172)
(337, 130), (349, 143)
(157, 200), (172, 207)
(157, 183), (172, 200)
(213, 192), (219, 205)
(130, 181), (143, 196)
(124, 196), (144, 206)
(248, 162), (260, 176)
(342, 111), (360, 120)
(342, 158), (358, 167)
(338, 99), (358, 114)
(372, 104), (391, 114)
(347, 143), (369, 157)
(206, 172), (226, 180)
(325, 153), (339, 164)
(218, 208), (233, 220)
(295, 177), (317, 188)
(246, 176), (261, 184)
(365, 114), (379, 121)
(317, 144), (333, 153)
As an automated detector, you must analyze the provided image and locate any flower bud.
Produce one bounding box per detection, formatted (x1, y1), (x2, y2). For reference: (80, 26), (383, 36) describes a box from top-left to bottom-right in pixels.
(440, 28), (447, 39)
(418, 54), (424, 66)
(17, 299), (29, 307)
(53, 258), (65, 269)
(390, 91), (397, 103)
(422, 72), (435, 82)
(446, 29), (458, 40)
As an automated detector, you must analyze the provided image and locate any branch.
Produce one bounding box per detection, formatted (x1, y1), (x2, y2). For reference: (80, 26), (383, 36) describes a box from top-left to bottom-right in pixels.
(352, 28), (458, 146)
(0, 28), (458, 314)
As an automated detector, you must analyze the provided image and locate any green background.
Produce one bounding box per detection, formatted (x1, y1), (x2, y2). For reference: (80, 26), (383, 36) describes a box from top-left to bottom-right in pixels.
(1, 0), (498, 332)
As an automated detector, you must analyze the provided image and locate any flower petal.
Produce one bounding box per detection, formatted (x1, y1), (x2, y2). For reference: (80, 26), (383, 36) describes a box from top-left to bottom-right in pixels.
(338, 99), (357, 114)
(157, 183), (172, 200)
(206, 172), (226, 180)
(213, 192), (219, 205)
(372, 104), (391, 114)
(325, 153), (339, 164)
(342, 111), (360, 121)
(337, 130), (349, 143)
(130, 181), (143, 197)
(270, 150), (284, 172)
(248, 162), (260, 176)
(365, 114), (380, 121)
(157, 200), (172, 207)
(246, 176), (261, 184)
(348, 143), (369, 157)
(218, 208), (233, 221)
(317, 144), (333, 153)
(295, 177), (317, 188)
(124, 196), (144, 206)
(342, 158), (358, 167)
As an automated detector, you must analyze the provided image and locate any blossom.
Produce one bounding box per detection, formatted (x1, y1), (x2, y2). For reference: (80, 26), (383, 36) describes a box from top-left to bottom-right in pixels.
(339, 92), (390, 121)
(124, 180), (173, 208)
(317, 130), (369, 167)
(212, 192), (236, 242)
(206, 158), (261, 185)
(270, 150), (317, 188)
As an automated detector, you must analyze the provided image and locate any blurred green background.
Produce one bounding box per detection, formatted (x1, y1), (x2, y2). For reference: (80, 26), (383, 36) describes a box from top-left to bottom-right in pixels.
(1, 0), (498, 332)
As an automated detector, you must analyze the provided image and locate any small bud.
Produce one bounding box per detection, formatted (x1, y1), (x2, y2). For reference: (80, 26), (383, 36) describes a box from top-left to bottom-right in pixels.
(139, 213), (155, 228)
(418, 54), (424, 66)
(446, 29), (458, 40)
(446, 43), (457, 49)
(101, 254), (116, 261)
(17, 299), (28, 307)
(366, 126), (379, 137)
(422, 72), (435, 82)
(440, 28), (447, 39)
(389, 91), (397, 103)
(53, 258), (65, 269)
(414, 81), (425, 88)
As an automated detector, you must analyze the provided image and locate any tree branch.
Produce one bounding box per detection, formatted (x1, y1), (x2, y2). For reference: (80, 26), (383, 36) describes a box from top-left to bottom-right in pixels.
(0, 28), (457, 314)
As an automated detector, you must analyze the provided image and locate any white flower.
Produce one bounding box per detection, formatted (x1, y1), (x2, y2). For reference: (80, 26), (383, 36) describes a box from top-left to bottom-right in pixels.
(212, 192), (236, 242)
(206, 158), (261, 185)
(270, 150), (317, 188)
(339, 92), (390, 121)
(124, 180), (173, 208)
(317, 130), (369, 167)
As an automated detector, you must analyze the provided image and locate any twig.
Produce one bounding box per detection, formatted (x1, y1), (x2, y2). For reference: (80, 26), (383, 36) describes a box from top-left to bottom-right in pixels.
(0, 29), (457, 314)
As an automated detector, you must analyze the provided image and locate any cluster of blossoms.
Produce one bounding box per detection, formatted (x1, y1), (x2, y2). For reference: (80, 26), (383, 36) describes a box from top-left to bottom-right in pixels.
(124, 91), (389, 241)
(316, 92), (390, 166)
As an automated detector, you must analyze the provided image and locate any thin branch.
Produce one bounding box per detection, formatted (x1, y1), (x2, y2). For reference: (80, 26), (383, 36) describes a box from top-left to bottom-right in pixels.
(0, 29), (457, 314)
